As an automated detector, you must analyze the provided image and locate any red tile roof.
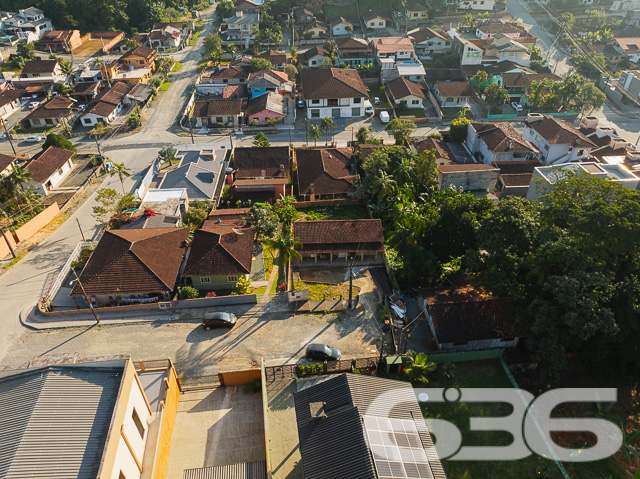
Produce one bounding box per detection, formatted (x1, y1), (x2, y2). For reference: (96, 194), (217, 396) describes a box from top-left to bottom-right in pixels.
(72, 227), (189, 296)
(0, 153), (16, 173)
(295, 148), (359, 196)
(233, 146), (291, 179)
(435, 81), (474, 97)
(471, 122), (539, 154)
(26, 146), (75, 183)
(439, 164), (498, 172)
(294, 219), (384, 253)
(21, 60), (58, 76)
(413, 138), (455, 161)
(386, 77), (426, 101)
(204, 208), (250, 227)
(193, 99), (243, 117)
(22, 96), (75, 121)
(525, 115), (597, 147)
(184, 225), (255, 276)
(301, 68), (368, 99)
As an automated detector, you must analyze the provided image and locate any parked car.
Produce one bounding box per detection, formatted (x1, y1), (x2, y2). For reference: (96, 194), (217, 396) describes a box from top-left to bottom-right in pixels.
(305, 344), (342, 361)
(373, 97), (381, 105)
(379, 111), (390, 124)
(29, 101), (40, 109)
(24, 135), (42, 143)
(202, 312), (237, 330)
(364, 100), (373, 115)
(297, 99), (305, 108)
(511, 102), (523, 112)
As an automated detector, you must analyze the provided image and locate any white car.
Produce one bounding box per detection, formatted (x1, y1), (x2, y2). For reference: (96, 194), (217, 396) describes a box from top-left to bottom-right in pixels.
(364, 101), (373, 115)
(24, 135), (42, 143)
(511, 102), (523, 112)
(374, 97), (381, 105)
(29, 101), (40, 109)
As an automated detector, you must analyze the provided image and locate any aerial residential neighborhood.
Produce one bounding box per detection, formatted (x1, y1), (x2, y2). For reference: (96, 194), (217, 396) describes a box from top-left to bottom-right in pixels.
(0, 0), (639, 478)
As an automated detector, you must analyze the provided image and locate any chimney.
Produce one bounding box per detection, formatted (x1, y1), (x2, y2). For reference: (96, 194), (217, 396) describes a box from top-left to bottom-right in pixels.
(310, 402), (327, 421)
(526, 112), (543, 123)
(580, 116), (599, 130)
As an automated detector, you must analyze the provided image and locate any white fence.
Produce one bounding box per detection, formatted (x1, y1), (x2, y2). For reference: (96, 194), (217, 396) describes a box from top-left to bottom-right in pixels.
(42, 240), (96, 304)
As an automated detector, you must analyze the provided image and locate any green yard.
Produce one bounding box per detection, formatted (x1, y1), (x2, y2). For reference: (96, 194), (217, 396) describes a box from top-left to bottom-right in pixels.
(159, 81), (172, 91)
(293, 279), (359, 300)
(442, 107), (474, 120)
(188, 25), (204, 46)
(325, 0), (393, 21)
(299, 204), (369, 221)
(171, 61), (182, 72)
(421, 359), (624, 479)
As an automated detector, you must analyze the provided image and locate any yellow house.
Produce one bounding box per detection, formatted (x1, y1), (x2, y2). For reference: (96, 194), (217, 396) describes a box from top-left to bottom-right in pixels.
(0, 356), (180, 479)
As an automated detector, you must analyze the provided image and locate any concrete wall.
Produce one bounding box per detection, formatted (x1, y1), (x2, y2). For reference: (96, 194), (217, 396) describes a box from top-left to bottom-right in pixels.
(152, 365), (180, 479)
(219, 368), (261, 386)
(438, 169), (499, 192)
(14, 202), (60, 243)
(0, 230), (17, 259)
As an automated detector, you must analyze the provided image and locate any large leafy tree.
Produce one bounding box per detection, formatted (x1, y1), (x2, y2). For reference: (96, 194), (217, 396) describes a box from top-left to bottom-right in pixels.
(244, 203), (279, 240)
(384, 118), (416, 145)
(484, 83), (510, 112)
(42, 133), (77, 156)
(402, 350), (437, 384)
(203, 34), (222, 59)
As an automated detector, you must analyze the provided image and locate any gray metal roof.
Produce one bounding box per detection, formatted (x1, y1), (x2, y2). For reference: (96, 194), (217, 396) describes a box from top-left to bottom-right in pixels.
(294, 374), (447, 479)
(0, 366), (123, 479)
(183, 461), (267, 479)
(160, 162), (218, 200)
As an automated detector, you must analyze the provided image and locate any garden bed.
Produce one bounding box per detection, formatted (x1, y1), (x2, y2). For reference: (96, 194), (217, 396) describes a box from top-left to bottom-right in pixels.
(293, 279), (360, 301)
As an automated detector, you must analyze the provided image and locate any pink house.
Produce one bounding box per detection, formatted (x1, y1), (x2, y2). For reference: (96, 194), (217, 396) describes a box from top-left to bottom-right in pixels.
(246, 92), (287, 125)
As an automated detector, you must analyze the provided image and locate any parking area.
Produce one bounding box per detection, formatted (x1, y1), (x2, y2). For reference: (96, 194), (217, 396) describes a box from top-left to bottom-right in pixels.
(60, 157), (99, 188)
(166, 386), (266, 477)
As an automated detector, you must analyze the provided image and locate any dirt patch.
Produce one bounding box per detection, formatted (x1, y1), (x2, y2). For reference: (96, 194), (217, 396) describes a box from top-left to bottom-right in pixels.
(73, 39), (105, 57)
(296, 267), (348, 284)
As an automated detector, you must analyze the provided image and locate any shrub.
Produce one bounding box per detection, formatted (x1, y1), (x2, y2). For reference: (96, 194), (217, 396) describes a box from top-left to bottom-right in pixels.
(234, 276), (252, 295)
(178, 286), (199, 299)
(296, 363), (323, 377)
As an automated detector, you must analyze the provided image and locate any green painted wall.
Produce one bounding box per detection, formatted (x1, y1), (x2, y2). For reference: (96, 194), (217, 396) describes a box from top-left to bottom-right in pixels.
(189, 274), (246, 290)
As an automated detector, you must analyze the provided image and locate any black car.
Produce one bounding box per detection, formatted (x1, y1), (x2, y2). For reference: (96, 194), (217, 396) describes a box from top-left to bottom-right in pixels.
(305, 343), (342, 361)
(202, 312), (237, 330)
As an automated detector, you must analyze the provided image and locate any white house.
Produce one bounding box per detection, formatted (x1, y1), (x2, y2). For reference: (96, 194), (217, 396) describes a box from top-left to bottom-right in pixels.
(372, 37), (416, 62)
(298, 46), (330, 68)
(25, 146), (75, 195)
(301, 68), (369, 119)
(1, 8), (53, 43)
(453, 35), (484, 65)
(80, 81), (133, 126)
(386, 77), (426, 108)
(458, 0), (495, 10)
(432, 81), (474, 108)
(482, 35), (531, 66)
(0, 89), (22, 120)
(409, 27), (452, 59)
(465, 121), (540, 164)
(363, 12), (390, 30)
(329, 16), (355, 36)
(221, 12), (259, 46)
(19, 59), (64, 82)
(523, 113), (597, 165)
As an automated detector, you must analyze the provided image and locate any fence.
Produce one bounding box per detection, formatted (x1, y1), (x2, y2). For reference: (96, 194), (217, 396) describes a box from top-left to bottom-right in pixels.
(422, 348), (504, 363)
(14, 202), (60, 243)
(219, 368), (261, 386)
(264, 356), (378, 381)
(177, 374), (221, 391)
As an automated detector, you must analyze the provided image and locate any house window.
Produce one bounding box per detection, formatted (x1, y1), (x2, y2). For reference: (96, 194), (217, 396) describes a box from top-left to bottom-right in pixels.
(327, 99), (338, 106)
(310, 109), (320, 118)
(132, 408), (145, 439)
(310, 60), (317, 65)
(332, 108), (340, 117)
(216, 116), (223, 123)
(352, 107), (360, 116)
(83, 118), (92, 124)
(311, 99), (320, 104)
(57, 167), (63, 175)
(412, 99), (419, 104)
(200, 277), (211, 283)
(446, 97), (454, 103)
(228, 275), (238, 282)
(544, 144), (550, 151)
(379, 22), (384, 26)
(227, 116), (233, 122)
(353, 97), (361, 103)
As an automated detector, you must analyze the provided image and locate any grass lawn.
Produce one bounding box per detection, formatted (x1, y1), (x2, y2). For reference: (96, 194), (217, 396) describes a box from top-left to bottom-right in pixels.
(159, 81), (172, 91)
(263, 243), (276, 277)
(368, 86), (390, 108)
(326, 0), (393, 19)
(171, 61), (182, 72)
(442, 107), (475, 120)
(421, 359), (625, 479)
(293, 279), (359, 300)
(399, 108), (426, 118)
(189, 25), (204, 46)
(299, 204), (369, 221)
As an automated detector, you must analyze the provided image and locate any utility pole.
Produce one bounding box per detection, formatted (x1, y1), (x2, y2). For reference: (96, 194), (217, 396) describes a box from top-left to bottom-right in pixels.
(0, 116), (17, 156)
(288, 126), (292, 145)
(348, 252), (356, 309)
(305, 116), (308, 144)
(76, 218), (86, 241)
(93, 134), (103, 159)
(71, 268), (100, 324)
(188, 105), (195, 144)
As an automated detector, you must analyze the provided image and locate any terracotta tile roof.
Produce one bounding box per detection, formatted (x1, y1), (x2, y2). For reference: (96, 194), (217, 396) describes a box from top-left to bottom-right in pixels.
(439, 164), (498, 172)
(496, 159), (541, 174)
(435, 81), (474, 97)
(222, 84), (248, 99)
(299, 46), (329, 63)
(359, 144), (386, 163)
(414, 138), (455, 161)
(335, 37), (373, 53)
(477, 22), (524, 35)
(233, 146), (291, 178)
(386, 77), (426, 100)
(72, 81), (101, 95)
(501, 72), (561, 88)
(295, 148), (359, 195)
(305, 19), (328, 31)
(329, 16), (356, 27)
(204, 207), (250, 227)
(409, 27), (447, 44)
(406, 2), (429, 11)
(22, 96), (74, 121)
(471, 122), (539, 154)
(21, 59), (58, 76)
(184, 225), (255, 276)
(500, 172), (533, 187)
(38, 30), (77, 44)
(83, 82), (131, 118)
(0, 89), (21, 108)
(207, 65), (251, 82)
(121, 45), (157, 61)
(301, 68), (368, 99)
(419, 286), (518, 344)
(294, 219), (384, 253)
(0, 153), (16, 173)
(258, 49), (287, 64)
(372, 37), (414, 54)
(525, 115), (597, 147)
(72, 227), (189, 296)
(461, 60), (535, 78)
(248, 69), (289, 84)
(363, 11), (391, 22)
(26, 146), (74, 183)
(193, 99), (243, 117)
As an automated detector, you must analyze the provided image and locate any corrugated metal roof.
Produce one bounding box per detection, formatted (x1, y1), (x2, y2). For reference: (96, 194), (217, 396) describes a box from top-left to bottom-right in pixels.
(0, 366), (123, 479)
(183, 461), (267, 479)
(294, 374), (447, 479)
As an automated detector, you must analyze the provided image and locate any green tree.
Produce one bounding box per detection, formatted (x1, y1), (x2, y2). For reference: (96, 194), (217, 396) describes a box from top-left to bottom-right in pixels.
(264, 232), (302, 285)
(92, 188), (121, 222)
(8, 165), (34, 213)
(470, 70), (488, 90)
(576, 82), (606, 115)
(284, 64), (297, 81)
(462, 12), (474, 28)
(234, 276), (252, 295)
(308, 124), (322, 146)
(320, 116), (334, 146)
(385, 118), (416, 145)
(160, 7), (182, 22)
(252, 132), (271, 147)
(155, 56), (174, 78)
(158, 146), (176, 167)
(244, 203), (279, 240)
(449, 117), (469, 144)
(16, 41), (35, 60)
(355, 126), (381, 145)
(216, 0), (234, 21)
(290, 45), (298, 62)
(126, 111), (142, 129)
(273, 195), (299, 228)
(402, 350), (437, 384)
(484, 83), (510, 112)
(125, 37), (141, 50)
(59, 60), (75, 77)
(42, 133), (77, 156)
(250, 57), (274, 72)
(178, 286), (199, 299)
(109, 162), (131, 194)
(203, 34), (222, 59)
(183, 205), (209, 229)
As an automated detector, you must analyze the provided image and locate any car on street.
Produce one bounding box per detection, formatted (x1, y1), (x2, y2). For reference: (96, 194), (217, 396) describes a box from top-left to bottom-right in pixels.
(29, 101), (40, 109)
(202, 311), (237, 330)
(305, 343), (342, 361)
(379, 111), (390, 123)
(24, 135), (42, 143)
(297, 99), (305, 108)
(511, 102), (523, 112)
(374, 97), (381, 105)
(365, 100), (373, 115)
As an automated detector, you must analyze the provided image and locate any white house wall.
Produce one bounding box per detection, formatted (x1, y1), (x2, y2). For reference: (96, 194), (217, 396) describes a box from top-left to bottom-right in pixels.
(306, 97), (366, 118)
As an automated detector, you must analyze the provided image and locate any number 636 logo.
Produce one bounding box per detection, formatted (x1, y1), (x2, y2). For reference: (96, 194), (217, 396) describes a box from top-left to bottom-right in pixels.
(367, 388), (623, 462)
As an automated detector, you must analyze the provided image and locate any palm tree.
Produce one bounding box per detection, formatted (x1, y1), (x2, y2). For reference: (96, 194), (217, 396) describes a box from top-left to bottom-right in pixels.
(59, 60), (75, 82)
(109, 162), (131, 194)
(402, 350), (437, 384)
(308, 124), (322, 147)
(94, 58), (111, 87)
(371, 171), (396, 199)
(9, 166), (35, 214)
(290, 45), (298, 63)
(264, 232), (302, 288)
(158, 146), (176, 168)
(320, 116), (334, 146)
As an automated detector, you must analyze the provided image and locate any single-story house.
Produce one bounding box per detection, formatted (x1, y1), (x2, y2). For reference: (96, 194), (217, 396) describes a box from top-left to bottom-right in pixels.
(420, 286), (519, 350)
(183, 224), (255, 290)
(432, 81), (474, 108)
(246, 91), (287, 125)
(295, 147), (360, 201)
(0, 153), (17, 177)
(329, 16), (356, 36)
(71, 227), (189, 304)
(230, 146), (291, 203)
(36, 29), (85, 53)
(386, 77), (426, 108)
(25, 146), (75, 195)
(0, 89), (23, 120)
(257, 49), (288, 69)
(192, 99), (243, 127)
(22, 95), (76, 128)
(19, 59), (64, 82)
(80, 81), (133, 126)
(409, 27), (452, 58)
(363, 12), (391, 30)
(298, 46), (330, 68)
(303, 20), (328, 39)
(293, 219), (385, 265)
(405, 2), (430, 23)
(438, 163), (500, 193)
(413, 137), (456, 163)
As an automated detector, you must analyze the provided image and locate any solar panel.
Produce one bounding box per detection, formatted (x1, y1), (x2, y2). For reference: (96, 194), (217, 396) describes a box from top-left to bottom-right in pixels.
(362, 415), (433, 479)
